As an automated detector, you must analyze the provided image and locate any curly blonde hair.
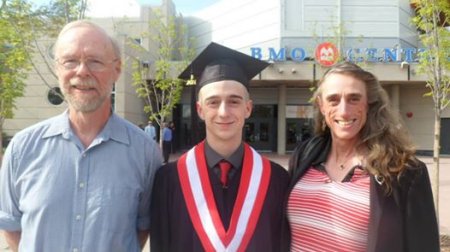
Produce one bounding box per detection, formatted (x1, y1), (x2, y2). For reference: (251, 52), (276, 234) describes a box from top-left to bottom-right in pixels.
(313, 62), (419, 192)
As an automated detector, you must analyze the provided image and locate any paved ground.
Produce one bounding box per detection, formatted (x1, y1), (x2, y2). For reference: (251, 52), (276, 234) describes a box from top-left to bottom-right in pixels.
(1, 154), (449, 251)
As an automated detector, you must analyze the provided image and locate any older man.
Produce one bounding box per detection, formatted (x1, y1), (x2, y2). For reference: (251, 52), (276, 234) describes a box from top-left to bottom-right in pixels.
(0, 20), (162, 251)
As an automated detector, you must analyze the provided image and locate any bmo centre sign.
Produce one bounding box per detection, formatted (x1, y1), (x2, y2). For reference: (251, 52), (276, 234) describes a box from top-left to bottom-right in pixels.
(250, 42), (427, 67)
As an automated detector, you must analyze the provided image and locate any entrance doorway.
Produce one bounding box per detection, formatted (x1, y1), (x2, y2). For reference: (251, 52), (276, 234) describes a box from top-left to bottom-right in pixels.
(286, 118), (313, 151)
(244, 105), (277, 151)
(178, 104), (205, 151)
(285, 105), (314, 151)
(441, 118), (450, 155)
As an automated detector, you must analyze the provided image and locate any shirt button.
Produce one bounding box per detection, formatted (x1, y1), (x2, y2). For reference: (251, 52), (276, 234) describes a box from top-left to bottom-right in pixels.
(76, 215), (82, 220)
(79, 182), (85, 188)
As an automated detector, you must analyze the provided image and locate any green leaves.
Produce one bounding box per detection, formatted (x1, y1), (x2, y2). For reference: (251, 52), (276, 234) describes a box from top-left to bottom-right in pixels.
(0, 0), (34, 121)
(412, 0), (450, 111)
(0, 0), (87, 152)
(129, 10), (194, 130)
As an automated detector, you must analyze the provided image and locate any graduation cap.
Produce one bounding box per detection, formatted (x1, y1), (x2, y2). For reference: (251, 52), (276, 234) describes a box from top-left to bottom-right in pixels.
(178, 42), (269, 91)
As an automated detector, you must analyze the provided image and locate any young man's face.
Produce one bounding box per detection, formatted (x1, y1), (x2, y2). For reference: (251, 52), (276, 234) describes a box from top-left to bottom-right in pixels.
(197, 80), (252, 146)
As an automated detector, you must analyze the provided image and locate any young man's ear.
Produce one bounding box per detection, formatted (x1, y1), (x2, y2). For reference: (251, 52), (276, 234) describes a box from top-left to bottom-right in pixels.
(196, 101), (205, 120)
(245, 99), (253, 119)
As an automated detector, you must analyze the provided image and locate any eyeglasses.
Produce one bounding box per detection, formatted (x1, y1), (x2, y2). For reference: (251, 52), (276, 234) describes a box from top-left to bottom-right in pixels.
(55, 58), (119, 72)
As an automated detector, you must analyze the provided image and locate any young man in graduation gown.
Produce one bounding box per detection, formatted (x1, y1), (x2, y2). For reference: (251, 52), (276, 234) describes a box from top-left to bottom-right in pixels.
(150, 42), (290, 252)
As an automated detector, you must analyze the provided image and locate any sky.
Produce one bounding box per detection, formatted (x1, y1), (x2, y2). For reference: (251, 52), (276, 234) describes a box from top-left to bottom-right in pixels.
(32, 0), (219, 16)
(143, 0), (219, 15)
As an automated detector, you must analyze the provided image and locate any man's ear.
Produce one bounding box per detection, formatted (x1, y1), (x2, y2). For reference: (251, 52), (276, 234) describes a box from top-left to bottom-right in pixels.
(113, 59), (122, 80)
(196, 101), (205, 120)
(317, 96), (325, 115)
(245, 99), (253, 119)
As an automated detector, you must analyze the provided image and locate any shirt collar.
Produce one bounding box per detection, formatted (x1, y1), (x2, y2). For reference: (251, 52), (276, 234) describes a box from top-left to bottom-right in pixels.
(42, 110), (72, 139)
(204, 141), (244, 169)
(42, 110), (130, 146)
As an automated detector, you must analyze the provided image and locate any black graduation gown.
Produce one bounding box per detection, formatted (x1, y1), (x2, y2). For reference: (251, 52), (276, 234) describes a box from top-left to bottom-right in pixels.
(150, 159), (289, 252)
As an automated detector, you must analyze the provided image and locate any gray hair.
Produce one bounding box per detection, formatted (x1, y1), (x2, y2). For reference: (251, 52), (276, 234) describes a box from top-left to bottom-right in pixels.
(53, 20), (121, 59)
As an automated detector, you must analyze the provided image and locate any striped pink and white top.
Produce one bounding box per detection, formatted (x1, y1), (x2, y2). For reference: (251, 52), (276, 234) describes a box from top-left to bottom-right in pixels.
(287, 166), (371, 252)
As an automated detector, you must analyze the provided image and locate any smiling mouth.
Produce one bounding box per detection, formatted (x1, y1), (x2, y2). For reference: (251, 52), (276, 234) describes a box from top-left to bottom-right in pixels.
(72, 85), (95, 91)
(335, 119), (356, 126)
(217, 122), (233, 125)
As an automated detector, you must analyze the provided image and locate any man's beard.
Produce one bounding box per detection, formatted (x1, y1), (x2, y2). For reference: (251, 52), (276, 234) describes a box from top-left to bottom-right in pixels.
(62, 77), (112, 113)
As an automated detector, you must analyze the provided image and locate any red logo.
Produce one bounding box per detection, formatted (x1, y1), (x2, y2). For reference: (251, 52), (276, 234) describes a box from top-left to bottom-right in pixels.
(315, 42), (339, 67)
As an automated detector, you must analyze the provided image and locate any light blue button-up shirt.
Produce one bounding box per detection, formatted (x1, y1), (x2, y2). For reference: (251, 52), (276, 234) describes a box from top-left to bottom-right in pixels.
(144, 124), (156, 140)
(162, 127), (172, 141)
(0, 111), (162, 252)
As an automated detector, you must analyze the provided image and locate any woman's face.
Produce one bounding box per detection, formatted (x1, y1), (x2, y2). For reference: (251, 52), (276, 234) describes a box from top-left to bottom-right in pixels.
(318, 73), (368, 143)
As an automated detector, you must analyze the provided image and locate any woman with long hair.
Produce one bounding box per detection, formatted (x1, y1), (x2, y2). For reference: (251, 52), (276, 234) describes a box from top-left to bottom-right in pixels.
(287, 62), (439, 252)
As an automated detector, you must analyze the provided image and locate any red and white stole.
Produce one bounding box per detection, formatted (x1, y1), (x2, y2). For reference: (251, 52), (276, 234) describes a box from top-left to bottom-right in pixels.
(177, 141), (271, 252)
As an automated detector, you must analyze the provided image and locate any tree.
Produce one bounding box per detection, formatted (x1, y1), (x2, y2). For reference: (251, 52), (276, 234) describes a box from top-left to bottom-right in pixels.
(25, 0), (87, 95)
(412, 0), (450, 217)
(37, 0), (87, 24)
(0, 0), (87, 155)
(131, 11), (194, 148)
(0, 0), (34, 157)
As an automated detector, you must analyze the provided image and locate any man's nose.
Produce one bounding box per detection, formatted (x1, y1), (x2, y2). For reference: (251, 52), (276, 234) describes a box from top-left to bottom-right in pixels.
(337, 99), (350, 115)
(218, 101), (229, 116)
(75, 62), (91, 76)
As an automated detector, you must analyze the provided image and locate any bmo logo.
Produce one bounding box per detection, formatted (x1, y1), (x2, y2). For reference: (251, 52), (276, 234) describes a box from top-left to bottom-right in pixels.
(315, 42), (339, 67)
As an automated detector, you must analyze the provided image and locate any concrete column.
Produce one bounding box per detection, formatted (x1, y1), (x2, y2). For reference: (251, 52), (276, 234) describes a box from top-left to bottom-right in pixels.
(277, 84), (287, 155)
(390, 84), (400, 115)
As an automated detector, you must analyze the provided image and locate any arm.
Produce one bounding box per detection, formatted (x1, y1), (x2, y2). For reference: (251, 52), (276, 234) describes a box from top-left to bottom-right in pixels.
(137, 141), (162, 250)
(404, 162), (440, 252)
(138, 230), (149, 249)
(0, 142), (23, 252)
(150, 168), (171, 252)
(273, 164), (291, 252)
(3, 231), (21, 252)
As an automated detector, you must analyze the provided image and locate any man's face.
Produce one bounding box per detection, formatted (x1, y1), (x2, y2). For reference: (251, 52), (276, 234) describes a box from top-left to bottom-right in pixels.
(317, 73), (368, 143)
(197, 80), (252, 145)
(54, 26), (121, 113)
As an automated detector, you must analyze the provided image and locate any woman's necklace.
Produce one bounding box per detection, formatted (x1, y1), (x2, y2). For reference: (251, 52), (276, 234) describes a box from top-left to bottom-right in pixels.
(338, 155), (358, 170)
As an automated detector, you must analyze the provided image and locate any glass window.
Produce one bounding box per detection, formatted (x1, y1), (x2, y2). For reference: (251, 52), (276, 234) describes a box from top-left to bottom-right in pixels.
(47, 87), (64, 105)
(252, 105), (274, 117)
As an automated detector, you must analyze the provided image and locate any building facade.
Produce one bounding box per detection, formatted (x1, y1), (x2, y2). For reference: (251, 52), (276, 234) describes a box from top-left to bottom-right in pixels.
(4, 0), (449, 154)
(174, 0), (450, 154)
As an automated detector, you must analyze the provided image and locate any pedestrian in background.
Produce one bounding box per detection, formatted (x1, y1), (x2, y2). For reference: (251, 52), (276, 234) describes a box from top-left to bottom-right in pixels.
(287, 62), (439, 252)
(0, 20), (162, 251)
(145, 120), (156, 141)
(162, 122), (172, 164)
(150, 42), (289, 252)
(169, 121), (176, 153)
